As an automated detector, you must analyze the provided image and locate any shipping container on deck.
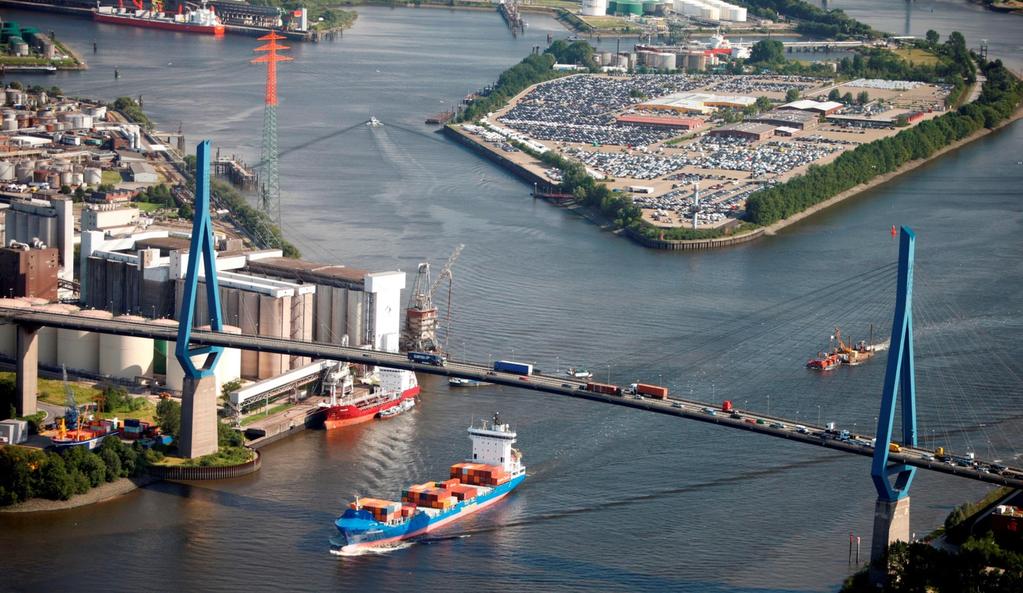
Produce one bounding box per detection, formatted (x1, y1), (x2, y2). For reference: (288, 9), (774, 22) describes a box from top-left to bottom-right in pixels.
(585, 382), (622, 396)
(635, 383), (669, 399)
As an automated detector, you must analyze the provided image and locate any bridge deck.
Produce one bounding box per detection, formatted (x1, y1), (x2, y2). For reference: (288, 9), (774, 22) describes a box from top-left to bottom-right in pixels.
(3, 307), (1021, 490)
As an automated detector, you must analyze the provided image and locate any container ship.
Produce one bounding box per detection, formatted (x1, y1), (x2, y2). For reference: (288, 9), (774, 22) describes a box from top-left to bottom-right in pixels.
(321, 367), (419, 429)
(94, 2), (226, 35)
(332, 413), (526, 552)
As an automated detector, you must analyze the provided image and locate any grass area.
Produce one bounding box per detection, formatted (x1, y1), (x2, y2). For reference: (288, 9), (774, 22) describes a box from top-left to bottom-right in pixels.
(578, 15), (643, 32)
(133, 201), (165, 213)
(240, 402), (294, 426)
(101, 169), (123, 185)
(0, 372), (104, 407)
(524, 0), (580, 8)
(96, 400), (157, 424)
(179, 446), (254, 467)
(664, 133), (698, 147)
(892, 47), (940, 66)
(0, 55), (77, 68)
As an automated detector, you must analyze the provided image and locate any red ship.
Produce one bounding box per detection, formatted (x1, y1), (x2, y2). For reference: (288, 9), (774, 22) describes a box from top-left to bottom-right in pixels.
(94, 1), (225, 36)
(322, 368), (420, 430)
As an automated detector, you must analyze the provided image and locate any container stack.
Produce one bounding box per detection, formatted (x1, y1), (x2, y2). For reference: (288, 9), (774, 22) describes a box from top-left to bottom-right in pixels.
(349, 498), (403, 523)
(122, 418), (145, 440)
(450, 462), (511, 486)
(401, 483), (458, 510)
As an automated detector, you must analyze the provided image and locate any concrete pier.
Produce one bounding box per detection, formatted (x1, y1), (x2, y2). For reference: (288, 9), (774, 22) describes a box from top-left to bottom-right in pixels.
(178, 375), (219, 459)
(869, 496), (911, 583)
(15, 323), (39, 417)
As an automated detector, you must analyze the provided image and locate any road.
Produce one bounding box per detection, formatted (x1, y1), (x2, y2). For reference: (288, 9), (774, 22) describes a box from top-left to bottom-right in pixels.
(3, 306), (1022, 490)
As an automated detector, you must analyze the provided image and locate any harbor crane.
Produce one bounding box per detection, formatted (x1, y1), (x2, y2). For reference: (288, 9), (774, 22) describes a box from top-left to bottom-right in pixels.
(400, 244), (464, 353)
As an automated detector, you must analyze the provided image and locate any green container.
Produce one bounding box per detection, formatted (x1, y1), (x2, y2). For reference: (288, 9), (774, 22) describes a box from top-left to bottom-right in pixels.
(616, 0), (642, 16)
(642, 1), (658, 14)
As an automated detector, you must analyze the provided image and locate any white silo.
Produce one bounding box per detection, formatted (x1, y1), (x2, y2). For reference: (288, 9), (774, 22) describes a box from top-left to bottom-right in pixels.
(0, 161), (14, 181)
(582, 0), (608, 16)
(59, 309), (113, 373)
(33, 303), (79, 367)
(15, 160), (35, 183)
(198, 324), (242, 395)
(0, 298), (32, 359)
(84, 167), (102, 186)
(150, 318), (185, 392)
(100, 315), (155, 379)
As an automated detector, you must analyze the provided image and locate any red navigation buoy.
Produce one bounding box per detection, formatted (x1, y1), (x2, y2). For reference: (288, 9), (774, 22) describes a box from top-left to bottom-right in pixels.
(890, 225), (897, 237)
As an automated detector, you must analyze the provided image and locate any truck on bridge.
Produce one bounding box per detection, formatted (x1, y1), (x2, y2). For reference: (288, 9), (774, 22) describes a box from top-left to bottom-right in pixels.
(407, 351), (447, 366)
(493, 360), (532, 375)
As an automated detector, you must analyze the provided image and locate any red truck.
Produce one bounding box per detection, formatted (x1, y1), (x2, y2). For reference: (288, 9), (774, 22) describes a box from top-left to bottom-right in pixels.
(721, 400), (734, 413)
(631, 383), (669, 399)
(586, 382), (622, 396)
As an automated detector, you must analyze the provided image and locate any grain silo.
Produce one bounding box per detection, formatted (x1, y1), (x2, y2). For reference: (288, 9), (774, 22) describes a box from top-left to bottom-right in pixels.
(33, 303), (79, 366)
(59, 309), (113, 373)
(0, 298), (31, 359)
(100, 315), (155, 379)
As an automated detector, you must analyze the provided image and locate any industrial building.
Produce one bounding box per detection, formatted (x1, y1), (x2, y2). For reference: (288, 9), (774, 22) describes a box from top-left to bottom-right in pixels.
(779, 99), (845, 116)
(78, 229), (406, 381)
(3, 196), (73, 282)
(81, 203), (142, 234)
(748, 109), (820, 130)
(707, 122), (776, 141)
(672, 0), (747, 21)
(616, 114), (704, 130)
(0, 244), (58, 300)
(128, 161), (159, 184)
(640, 92), (757, 114)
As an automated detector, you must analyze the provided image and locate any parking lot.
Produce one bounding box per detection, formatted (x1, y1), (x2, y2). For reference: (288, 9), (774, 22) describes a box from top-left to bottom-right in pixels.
(460, 73), (948, 231)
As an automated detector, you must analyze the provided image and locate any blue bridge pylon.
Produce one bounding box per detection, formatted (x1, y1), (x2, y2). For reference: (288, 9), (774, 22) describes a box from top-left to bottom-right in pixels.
(871, 226), (917, 501)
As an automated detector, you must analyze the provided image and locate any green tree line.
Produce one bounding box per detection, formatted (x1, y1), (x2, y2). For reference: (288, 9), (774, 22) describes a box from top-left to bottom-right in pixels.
(0, 438), (147, 506)
(737, 0), (878, 40)
(746, 59), (1022, 226)
(112, 96), (153, 131)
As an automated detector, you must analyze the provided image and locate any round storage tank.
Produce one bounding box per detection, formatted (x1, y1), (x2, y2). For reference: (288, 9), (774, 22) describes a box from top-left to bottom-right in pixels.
(33, 304), (79, 367)
(199, 324), (242, 395)
(15, 160), (34, 182)
(642, 1), (658, 14)
(581, 0), (608, 16)
(0, 298), (31, 359)
(59, 309), (113, 373)
(100, 315), (154, 379)
(150, 319), (185, 392)
(83, 167), (102, 186)
(0, 160), (13, 181)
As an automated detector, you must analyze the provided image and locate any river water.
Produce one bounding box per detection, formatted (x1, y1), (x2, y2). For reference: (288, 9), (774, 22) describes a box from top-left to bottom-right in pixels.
(1, 4), (1021, 592)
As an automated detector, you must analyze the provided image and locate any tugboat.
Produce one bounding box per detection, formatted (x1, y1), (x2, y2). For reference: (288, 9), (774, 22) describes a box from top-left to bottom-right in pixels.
(378, 397), (416, 419)
(332, 413), (526, 552)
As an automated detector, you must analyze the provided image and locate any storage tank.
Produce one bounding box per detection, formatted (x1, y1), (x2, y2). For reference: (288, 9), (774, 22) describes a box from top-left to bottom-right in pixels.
(15, 159), (34, 182)
(581, 0), (607, 16)
(58, 309), (113, 373)
(150, 319), (184, 392)
(72, 172), (84, 186)
(654, 52), (678, 70)
(84, 167), (102, 186)
(0, 161), (14, 181)
(617, 0), (642, 15)
(198, 324), (242, 395)
(642, 1), (658, 14)
(0, 298), (31, 359)
(59, 170), (73, 186)
(32, 304), (79, 366)
(100, 315), (154, 379)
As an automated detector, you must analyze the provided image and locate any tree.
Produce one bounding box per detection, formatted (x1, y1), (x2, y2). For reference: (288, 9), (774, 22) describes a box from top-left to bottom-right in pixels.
(842, 92), (855, 104)
(828, 88), (841, 101)
(156, 398), (181, 437)
(926, 29), (940, 45)
(38, 455), (76, 500)
(749, 39), (785, 64)
(857, 91), (870, 105)
(785, 88), (800, 102)
(218, 421), (243, 447)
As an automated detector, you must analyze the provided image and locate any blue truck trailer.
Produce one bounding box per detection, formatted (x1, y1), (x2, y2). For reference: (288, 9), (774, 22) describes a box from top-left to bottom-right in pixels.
(493, 360), (533, 375)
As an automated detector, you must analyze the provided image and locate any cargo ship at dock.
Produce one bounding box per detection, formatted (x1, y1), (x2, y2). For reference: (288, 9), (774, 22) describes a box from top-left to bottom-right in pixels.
(93, 3), (225, 35)
(332, 413), (526, 551)
(321, 367), (419, 430)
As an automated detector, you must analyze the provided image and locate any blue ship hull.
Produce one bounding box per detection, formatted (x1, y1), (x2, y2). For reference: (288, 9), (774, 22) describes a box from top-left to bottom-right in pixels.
(334, 473), (525, 549)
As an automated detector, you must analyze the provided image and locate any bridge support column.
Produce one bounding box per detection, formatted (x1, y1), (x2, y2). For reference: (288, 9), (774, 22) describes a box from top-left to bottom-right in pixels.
(178, 375), (219, 459)
(15, 323), (39, 417)
(869, 496), (910, 580)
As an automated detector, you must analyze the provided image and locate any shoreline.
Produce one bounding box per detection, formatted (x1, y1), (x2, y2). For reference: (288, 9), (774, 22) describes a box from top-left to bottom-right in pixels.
(762, 103), (1023, 236)
(0, 474), (159, 514)
(447, 103), (1023, 250)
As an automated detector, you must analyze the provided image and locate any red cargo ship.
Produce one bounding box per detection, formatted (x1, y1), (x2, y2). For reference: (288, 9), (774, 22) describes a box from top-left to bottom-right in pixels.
(93, 3), (225, 36)
(322, 368), (419, 430)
